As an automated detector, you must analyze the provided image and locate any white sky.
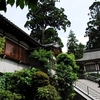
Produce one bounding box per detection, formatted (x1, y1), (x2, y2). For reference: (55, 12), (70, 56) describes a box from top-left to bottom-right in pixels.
(0, 0), (95, 52)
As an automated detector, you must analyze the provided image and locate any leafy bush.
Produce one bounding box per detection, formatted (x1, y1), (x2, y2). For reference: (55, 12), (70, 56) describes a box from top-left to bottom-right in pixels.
(31, 49), (53, 74)
(9, 68), (38, 100)
(0, 73), (24, 99)
(0, 73), (13, 90)
(37, 85), (61, 100)
(33, 71), (61, 100)
(0, 68), (62, 100)
(0, 89), (23, 100)
(56, 53), (79, 73)
(33, 71), (50, 87)
(0, 68), (38, 100)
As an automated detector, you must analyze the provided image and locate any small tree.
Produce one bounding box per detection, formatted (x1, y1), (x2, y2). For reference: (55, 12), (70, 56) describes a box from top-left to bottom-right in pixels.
(55, 53), (79, 100)
(67, 30), (84, 59)
(67, 30), (78, 54)
(30, 49), (54, 75)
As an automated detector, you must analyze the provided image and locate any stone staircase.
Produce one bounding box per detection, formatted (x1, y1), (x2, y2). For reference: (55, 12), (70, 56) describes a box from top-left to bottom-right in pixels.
(74, 79), (100, 100)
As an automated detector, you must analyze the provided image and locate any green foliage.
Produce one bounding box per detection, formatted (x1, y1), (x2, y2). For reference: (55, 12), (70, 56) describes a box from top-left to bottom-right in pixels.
(33, 71), (50, 87)
(67, 30), (78, 52)
(0, 68), (42, 100)
(9, 68), (37, 91)
(37, 85), (61, 100)
(0, 0), (38, 12)
(85, 1), (100, 50)
(31, 49), (53, 74)
(0, 89), (23, 100)
(75, 43), (85, 59)
(88, 72), (100, 77)
(0, 72), (25, 99)
(0, 73), (13, 90)
(0, 37), (5, 55)
(56, 53), (79, 72)
(55, 53), (79, 100)
(25, 0), (70, 44)
(0, 68), (61, 100)
(33, 71), (61, 100)
(44, 28), (64, 47)
(67, 30), (84, 59)
(9, 68), (51, 100)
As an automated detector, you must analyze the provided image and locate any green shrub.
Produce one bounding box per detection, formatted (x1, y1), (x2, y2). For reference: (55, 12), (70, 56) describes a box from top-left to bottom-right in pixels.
(0, 68), (61, 100)
(37, 85), (61, 100)
(0, 89), (23, 100)
(33, 71), (50, 87)
(9, 68), (38, 100)
(55, 53), (79, 100)
(0, 68), (38, 100)
(0, 73), (13, 90)
(31, 49), (53, 74)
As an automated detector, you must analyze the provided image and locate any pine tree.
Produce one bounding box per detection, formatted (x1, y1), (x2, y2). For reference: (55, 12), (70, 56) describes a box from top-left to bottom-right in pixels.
(67, 30), (84, 59)
(25, 0), (70, 44)
(85, 1), (100, 50)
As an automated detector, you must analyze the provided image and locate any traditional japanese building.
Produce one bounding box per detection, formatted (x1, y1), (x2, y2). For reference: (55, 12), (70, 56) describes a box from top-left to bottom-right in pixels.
(43, 42), (62, 57)
(76, 49), (100, 73)
(0, 14), (43, 72)
(0, 14), (62, 73)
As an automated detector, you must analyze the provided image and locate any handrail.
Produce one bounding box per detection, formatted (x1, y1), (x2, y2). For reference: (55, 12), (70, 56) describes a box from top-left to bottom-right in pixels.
(74, 85), (94, 100)
(74, 80), (100, 100)
(75, 80), (100, 94)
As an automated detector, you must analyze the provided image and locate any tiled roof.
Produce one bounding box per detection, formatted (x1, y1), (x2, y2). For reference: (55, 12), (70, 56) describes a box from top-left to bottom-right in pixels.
(0, 13), (42, 48)
(77, 49), (100, 62)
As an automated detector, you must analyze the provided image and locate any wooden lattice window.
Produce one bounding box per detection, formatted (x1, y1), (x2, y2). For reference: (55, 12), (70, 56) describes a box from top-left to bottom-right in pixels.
(5, 42), (13, 56)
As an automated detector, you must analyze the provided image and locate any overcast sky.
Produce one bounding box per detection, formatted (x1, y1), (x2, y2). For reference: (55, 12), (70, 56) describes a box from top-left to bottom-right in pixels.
(0, 0), (95, 52)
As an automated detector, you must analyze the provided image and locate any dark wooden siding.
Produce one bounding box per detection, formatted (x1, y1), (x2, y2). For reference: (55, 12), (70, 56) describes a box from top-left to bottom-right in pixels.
(85, 64), (96, 72)
(4, 39), (29, 64)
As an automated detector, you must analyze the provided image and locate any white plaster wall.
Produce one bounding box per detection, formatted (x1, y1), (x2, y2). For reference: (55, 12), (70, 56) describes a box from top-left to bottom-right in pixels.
(0, 58), (28, 72)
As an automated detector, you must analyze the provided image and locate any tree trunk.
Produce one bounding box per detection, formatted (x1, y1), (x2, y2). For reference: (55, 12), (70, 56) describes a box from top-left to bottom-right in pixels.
(41, 26), (45, 44)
